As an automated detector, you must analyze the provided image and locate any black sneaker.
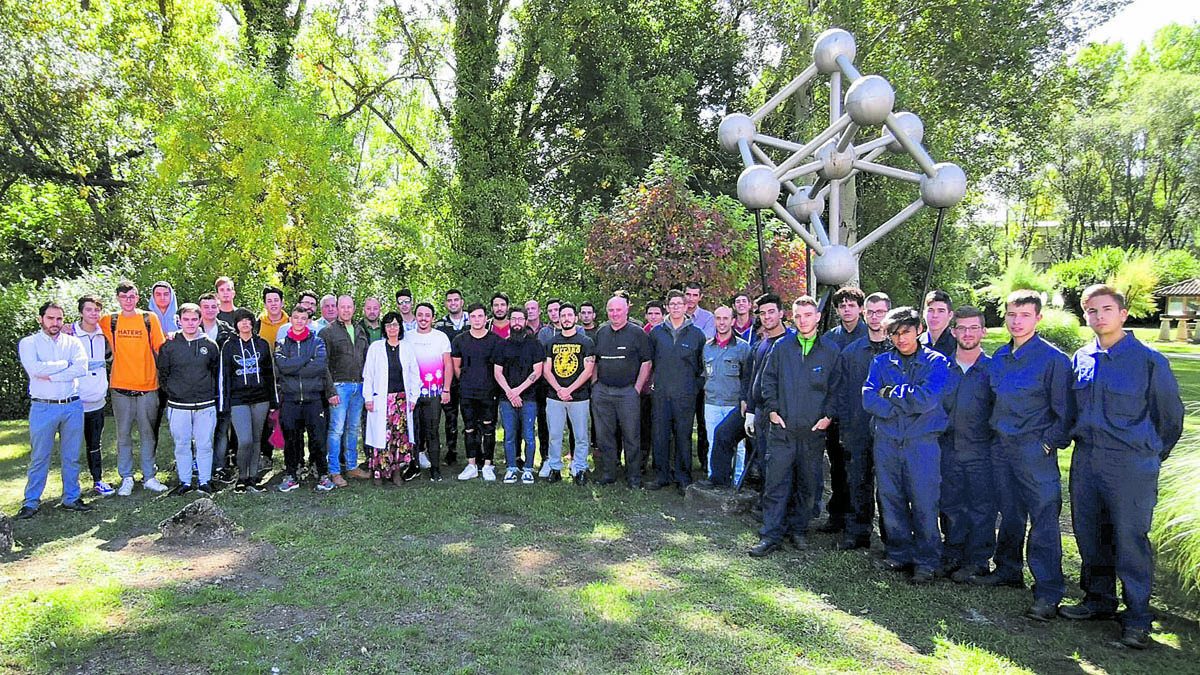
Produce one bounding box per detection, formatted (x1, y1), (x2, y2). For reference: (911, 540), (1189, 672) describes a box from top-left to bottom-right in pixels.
(168, 483), (194, 497)
(1120, 627), (1151, 649)
(1024, 598), (1058, 622)
(1058, 602), (1117, 621)
(60, 500), (94, 513)
(968, 571), (1025, 588)
(546, 471), (562, 484)
(14, 505), (37, 520)
(195, 483), (215, 496)
(574, 471), (588, 486)
(910, 568), (935, 585)
(233, 481), (248, 494)
(430, 468), (443, 482)
(748, 539), (780, 558)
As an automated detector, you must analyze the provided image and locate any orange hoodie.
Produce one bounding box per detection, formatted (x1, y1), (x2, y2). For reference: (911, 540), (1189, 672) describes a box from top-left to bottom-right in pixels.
(101, 311), (167, 391)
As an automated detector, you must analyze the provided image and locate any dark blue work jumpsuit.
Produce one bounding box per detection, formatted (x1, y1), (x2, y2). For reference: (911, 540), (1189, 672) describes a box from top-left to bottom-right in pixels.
(833, 336), (893, 544)
(1070, 333), (1183, 630)
(939, 353), (996, 574)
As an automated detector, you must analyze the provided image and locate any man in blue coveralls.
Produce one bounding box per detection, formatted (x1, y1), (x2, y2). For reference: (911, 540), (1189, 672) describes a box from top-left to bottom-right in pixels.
(939, 306), (996, 583)
(969, 290), (1075, 623)
(1059, 284), (1183, 649)
(817, 286), (869, 534)
(862, 306), (950, 583)
(749, 296), (839, 556)
(832, 291), (892, 550)
(647, 289), (706, 494)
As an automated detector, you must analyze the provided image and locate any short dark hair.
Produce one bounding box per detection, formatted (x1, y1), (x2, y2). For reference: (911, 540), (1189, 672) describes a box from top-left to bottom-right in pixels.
(298, 290), (319, 304)
(78, 294), (103, 312)
(445, 288), (463, 299)
(952, 306), (985, 326)
(415, 302), (436, 315)
(198, 292), (217, 303)
(491, 291), (509, 304)
(39, 300), (64, 317)
(262, 285), (284, 302)
(380, 311), (406, 339)
(923, 289), (952, 310)
(116, 279), (137, 295)
(755, 292), (782, 313)
(645, 301), (664, 313)
(290, 304), (312, 317)
(559, 302), (577, 315)
(546, 297), (563, 308)
(395, 288), (413, 302)
(864, 292), (891, 308)
(232, 309), (256, 329)
(832, 286), (865, 307)
(509, 307), (526, 319)
(684, 281), (702, 292)
(665, 289), (685, 303)
(731, 292), (752, 305)
(466, 302), (487, 315)
(1081, 284), (1126, 311)
(1005, 290), (1042, 314)
(883, 306), (922, 333)
(177, 303), (201, 319)
(580, 302), (595, 312)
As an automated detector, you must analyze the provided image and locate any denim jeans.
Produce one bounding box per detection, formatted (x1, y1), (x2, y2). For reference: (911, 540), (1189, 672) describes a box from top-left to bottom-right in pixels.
(545, 398), (590, 475)
(167, 405), (217, 486)
(25, 400), (84, 509)
(112, 389), (159, 480)
(500, 398), (538, 469)
(327, 382), (364, 475)
(704, 404), (742, 480)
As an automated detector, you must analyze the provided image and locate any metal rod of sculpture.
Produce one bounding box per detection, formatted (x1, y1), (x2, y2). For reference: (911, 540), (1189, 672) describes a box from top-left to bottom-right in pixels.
(719, 28), (967, 288)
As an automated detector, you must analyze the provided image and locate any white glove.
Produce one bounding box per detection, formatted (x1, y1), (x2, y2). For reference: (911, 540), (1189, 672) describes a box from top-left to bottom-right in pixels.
(744, 412), (756, 436)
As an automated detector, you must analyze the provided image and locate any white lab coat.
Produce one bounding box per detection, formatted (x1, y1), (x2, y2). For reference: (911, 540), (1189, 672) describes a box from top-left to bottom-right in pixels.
(362, 339), (422, 449)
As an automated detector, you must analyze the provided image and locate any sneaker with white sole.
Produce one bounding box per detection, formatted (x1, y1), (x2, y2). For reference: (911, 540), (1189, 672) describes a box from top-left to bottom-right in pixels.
(457, 464), (479, 480)
(481, 464), (496, 482)
(143, 477), (168, 493)
(419, 452), (431, 469)
(503, 467), (519, 484)
(117, 477), (134, 496)
(277, 476), (299, 492)
(538, 463), (553, 478)
(93, 480), (115, 496)
(521, 470), (535, 485)
(315, 475), (336, 491)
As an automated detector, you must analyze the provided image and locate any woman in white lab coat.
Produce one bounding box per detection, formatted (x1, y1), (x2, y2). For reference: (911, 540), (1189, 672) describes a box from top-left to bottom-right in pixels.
(362, 312), (422, 484)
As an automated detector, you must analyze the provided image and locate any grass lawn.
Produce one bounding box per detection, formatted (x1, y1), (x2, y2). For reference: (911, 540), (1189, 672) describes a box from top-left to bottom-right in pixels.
(2, 330), (1200, 674)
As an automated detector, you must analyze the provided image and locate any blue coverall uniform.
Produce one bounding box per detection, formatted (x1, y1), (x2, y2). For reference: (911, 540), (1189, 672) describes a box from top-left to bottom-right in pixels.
(833, 336), (893, 544)
(988, 334), (1074, 602)
(863, 346), (950, 572)
(1070, 332), (1183, 629)
(648, 320), (706, 487)
(759, 333), (839, 543)
(820, 321), (869, 526)
(939, 352), (996, 574)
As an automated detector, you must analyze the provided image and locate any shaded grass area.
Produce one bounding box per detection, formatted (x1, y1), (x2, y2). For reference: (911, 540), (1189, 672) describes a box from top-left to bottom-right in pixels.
(3, 348), (1200, 674)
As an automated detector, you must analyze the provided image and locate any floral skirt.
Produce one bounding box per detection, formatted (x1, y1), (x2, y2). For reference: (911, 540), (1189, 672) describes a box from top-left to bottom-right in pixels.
(369, 392), (412, 479)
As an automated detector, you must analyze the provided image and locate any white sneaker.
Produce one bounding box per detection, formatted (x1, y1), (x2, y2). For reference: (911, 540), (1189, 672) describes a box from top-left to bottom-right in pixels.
(538, 463), (552, 478)
(481, 464), (496, 482)
(457, 464), (479, 481)
(117, 477), (134, 496)
(419, 452), (431, 469)
(93, 480), (115, 496)
(143, 477), (168, 493)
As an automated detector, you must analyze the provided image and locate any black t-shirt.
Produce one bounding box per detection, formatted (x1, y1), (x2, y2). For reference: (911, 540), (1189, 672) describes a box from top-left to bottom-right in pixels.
(593, 323), (651, 388)
(217, 307), (248, 327)
(546, 332), (595, 401)
(451, 330), (502, 400)
(386, 342), (404, 393)
(495, 335), (546, 402)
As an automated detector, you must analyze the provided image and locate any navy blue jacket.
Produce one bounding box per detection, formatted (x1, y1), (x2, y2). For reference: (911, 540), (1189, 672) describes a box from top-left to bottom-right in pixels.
(746, 328), (795, 415)
(649, 320), (706, 399)
(988, 334), (1074, 448)
(274, 330), (335, 403)
(863, 346), (951, 441)
(833, 336), (893, 443)
(760, 333), (839, 434)
(920, 329), (956, 358)
(1071, 333), (1183, 459)
(826, 320), (868, 352)
(939, 352), (995, 459)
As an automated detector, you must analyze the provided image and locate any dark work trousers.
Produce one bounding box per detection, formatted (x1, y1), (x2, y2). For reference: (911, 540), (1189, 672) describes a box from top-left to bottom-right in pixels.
(875, 436), (942, 572)
(653, 393), (697, 486)
(709, 408), (745, 486)
(415, 396), (443, 469)
(461, 396), (497, 465)
(212, 411), (235, 474)
(280, 399), (328, 478)
(534, 383), (550, 464)
(1070, 444), (1159, 630)
(442, 384), (461, 461)
(992, 436), (1065, 603)
(640, 393), (653, 475)
(940, 445), (996, 572)
(760, 424), (823, 543)
(842, 435), (877, 543)
(823, 421), (849, 528)
(694, 389), (708, 474)
(83, 408), (105, 482)
(154, 389), (169, 451)
(592, 382), (643, 483)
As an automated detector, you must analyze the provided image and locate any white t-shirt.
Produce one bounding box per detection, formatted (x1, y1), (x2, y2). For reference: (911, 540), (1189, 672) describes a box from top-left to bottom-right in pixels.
(403, 329), (452, 397)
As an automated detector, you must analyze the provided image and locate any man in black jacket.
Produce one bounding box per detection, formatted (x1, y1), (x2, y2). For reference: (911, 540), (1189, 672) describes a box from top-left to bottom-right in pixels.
(275, 305), (338, 493)
(750, 296), (840, 557)
(157, 303), (220, 495)
(647, 289), (706, 494)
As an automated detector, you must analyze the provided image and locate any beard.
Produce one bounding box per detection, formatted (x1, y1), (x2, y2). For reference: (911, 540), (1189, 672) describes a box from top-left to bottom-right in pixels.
(509, 325), (530, 340)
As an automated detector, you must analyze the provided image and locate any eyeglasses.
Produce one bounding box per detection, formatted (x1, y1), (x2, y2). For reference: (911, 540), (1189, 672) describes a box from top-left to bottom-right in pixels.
(865, 310), (887, 317)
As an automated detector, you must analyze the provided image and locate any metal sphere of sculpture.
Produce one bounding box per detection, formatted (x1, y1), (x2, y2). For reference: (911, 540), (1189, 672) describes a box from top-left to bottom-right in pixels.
(721, 26), (966, 291)
(737, 165), (781, 210)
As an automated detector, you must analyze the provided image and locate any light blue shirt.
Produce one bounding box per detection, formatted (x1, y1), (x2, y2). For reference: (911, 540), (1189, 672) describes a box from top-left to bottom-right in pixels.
(19, 330), (88, 400)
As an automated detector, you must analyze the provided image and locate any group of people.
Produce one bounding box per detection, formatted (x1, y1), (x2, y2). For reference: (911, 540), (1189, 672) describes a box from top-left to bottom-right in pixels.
(15, 275), (1184, 649)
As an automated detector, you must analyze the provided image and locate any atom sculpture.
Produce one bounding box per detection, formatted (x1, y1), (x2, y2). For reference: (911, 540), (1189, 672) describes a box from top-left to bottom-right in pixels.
(719, 28), (966, 289)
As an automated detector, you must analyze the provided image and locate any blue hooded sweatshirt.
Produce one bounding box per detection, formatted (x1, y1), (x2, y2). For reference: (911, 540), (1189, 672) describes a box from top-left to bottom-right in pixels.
(149, 280), (179, 333)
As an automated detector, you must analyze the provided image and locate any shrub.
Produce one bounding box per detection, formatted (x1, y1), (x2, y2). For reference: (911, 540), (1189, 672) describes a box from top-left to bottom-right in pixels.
(1153, 249), (1200, 289)
(1107, 254), (1159, 319)
(1152, 441), (1200, 608)
(1038, 307), (1085, 354)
